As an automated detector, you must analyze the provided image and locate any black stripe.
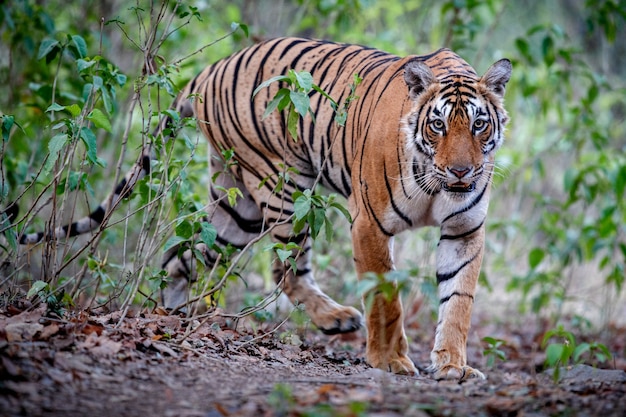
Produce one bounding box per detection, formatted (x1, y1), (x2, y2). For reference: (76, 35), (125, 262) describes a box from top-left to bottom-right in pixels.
(210, 189), (264, 234)
(88, 205), (106, 225)
(295, 267), (311, 276)
(114, 178), (129, 197)
(436, 252), (478, 284)
(362, 184), (393, 237)
(383, 162), (412, 227)
(272, 232), (308, 245)
(439, 291), (474, 304)
(439, 219), (484, 241)
(215, 234), (246, 250)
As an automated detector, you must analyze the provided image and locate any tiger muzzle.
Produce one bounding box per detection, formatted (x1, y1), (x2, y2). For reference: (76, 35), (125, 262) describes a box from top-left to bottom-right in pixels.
(444, 166), (476, 193)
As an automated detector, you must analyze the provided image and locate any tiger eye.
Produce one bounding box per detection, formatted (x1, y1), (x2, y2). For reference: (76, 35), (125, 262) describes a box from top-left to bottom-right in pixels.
(473, 119), (486, 131)
(431, 119), (445, 131)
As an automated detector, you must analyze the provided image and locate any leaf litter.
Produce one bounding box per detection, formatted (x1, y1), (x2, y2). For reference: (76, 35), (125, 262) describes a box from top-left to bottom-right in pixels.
(0, 303), (624, 417)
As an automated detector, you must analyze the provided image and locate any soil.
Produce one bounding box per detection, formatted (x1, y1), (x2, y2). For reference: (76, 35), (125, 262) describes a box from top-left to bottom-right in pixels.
(1, 303), (625, 417)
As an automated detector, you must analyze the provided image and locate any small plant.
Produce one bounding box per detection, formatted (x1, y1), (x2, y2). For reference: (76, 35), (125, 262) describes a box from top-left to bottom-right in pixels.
(26, 280), (72, 317)
(542, 325), (612, 382)
(482, 336), (507, 369)
(292, 189), (352, 242)
(267, 383), (296, 415)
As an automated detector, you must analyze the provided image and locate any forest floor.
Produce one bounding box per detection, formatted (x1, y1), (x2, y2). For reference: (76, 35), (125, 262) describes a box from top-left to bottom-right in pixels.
(1, 300), (625, 417)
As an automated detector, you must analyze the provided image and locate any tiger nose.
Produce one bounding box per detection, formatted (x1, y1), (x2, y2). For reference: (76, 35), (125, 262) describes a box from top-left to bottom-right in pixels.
(448, 166), (473, 179)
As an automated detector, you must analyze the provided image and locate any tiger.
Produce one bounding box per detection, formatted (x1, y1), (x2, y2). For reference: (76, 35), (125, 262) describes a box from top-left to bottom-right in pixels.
(14, 37), (511, 380)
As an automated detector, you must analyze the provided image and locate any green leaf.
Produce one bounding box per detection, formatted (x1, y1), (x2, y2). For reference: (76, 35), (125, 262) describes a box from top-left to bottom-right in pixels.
(294, 71), (313, 91)
(276, 248), (292, 263)
(175, 220), (194, 239)
(80, 127), (104, 166)
(515, 38), (530, 59)
(227, 187), (243, 206)
(528, 247), (545, 269)
(356, 278), (380, 298)
(613, 165), (626, 197)
(262, 89), (290, 119)
(93, 75), (104, 90)
(46, 103), (65, 113)
(287, 258), (297, 273)
(231, 21), (249, 37)
(330, 201), (352, 222)
(43, 133), (69, 175)
(1, 115), (14, 142)
(199, 222), (217, 248)
(88, 109), (112, 132)
(56, 171), (84, 194)
(116, 73), (127, 87)
(287, 109), (299, 141)
(65, 103), (82, 117)
(542, 35), (555, 66)
(545, 343), (564, 366)
(77, 58), (97, 73)
(38, 38), (60, 61)
(573, 342), (590, 362)
(27, 280), (49, 298)
(289, 90), (310, 116)
(1, 217), (17, 251)
(252, 75), (290, 98)
(483, 336), (498, 346)
(71, 35), (88, 58)
(163, 236), (188, 253)
(101, 87), (114, 114)
(310, 207), (325, 239)
(324, 217), (333, 242)
(293, 195), (311, 220)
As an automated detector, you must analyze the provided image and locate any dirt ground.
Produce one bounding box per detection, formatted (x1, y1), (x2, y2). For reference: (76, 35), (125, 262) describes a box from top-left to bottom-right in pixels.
(1, 302), (625, 417)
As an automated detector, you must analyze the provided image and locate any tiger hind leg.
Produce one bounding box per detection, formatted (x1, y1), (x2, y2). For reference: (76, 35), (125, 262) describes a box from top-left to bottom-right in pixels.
(238, 167), (362, 334)
(269, 230), (362, 334)
(160, 160), (264, 312)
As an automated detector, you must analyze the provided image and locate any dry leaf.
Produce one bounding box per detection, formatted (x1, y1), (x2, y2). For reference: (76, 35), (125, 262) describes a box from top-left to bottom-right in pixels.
(5, 322), (44, 342)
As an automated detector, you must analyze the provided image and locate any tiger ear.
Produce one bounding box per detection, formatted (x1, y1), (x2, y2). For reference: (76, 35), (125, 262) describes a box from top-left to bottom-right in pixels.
(481, 59), (512, 98)
(404, 59), (437, 100)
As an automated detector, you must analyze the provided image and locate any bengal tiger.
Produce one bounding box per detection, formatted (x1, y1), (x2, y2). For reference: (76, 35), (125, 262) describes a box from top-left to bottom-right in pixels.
(15, 37), (511, 380)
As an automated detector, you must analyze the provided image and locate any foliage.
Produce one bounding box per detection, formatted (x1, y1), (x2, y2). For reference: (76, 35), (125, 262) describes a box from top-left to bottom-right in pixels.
(504, 18), (626, 319)
(26, 279), (72, 316)
(541, 325), (612, 382)
(482, 336), (507, 369)
(292, 189), (351, 242)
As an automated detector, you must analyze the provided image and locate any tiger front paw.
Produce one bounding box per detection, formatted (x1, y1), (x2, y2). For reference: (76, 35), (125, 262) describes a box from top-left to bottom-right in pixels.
(367, 352), (418, 376)
(429, 349), (485, 381)
(429, 364), (485, 381)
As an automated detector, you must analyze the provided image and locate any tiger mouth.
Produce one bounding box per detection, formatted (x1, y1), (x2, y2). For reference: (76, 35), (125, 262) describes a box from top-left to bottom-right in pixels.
(443, 182), (476, 193)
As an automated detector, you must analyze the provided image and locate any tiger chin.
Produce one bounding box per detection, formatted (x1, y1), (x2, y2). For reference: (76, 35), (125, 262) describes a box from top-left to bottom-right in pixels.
(14, 37), (511, 381)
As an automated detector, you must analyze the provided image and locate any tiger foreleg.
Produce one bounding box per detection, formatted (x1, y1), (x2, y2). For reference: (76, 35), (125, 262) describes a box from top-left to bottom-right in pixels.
(364, 290), (417, 375)
(428, 226), (486, 381)
(352, 218), (418, 376)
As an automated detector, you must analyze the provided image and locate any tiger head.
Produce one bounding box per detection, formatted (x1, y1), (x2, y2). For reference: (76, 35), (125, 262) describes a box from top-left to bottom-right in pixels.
(402, 57), (512, 199)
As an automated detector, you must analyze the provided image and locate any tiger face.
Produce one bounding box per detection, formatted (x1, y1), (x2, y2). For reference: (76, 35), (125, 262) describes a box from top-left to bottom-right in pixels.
(402, 58), (511, 200)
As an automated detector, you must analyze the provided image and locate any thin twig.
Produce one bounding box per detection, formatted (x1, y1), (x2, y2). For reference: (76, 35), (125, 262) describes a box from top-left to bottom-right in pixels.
(235, 307), (297, 351)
